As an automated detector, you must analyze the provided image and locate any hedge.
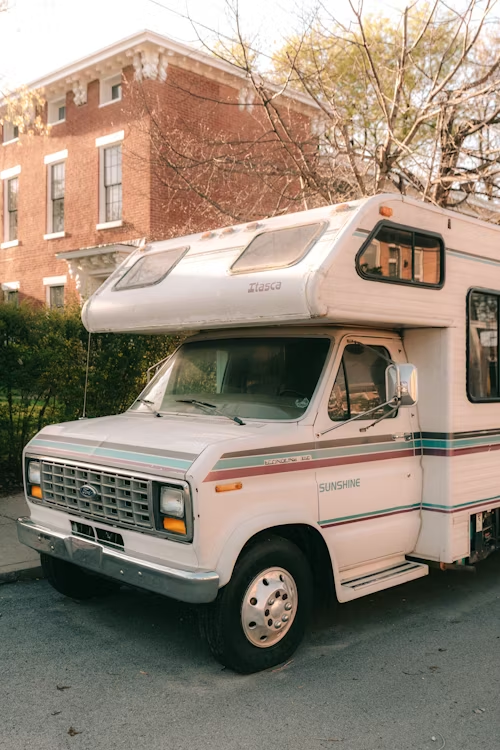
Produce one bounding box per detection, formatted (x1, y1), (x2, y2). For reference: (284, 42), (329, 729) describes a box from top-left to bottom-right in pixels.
(0, 303), (180, 491)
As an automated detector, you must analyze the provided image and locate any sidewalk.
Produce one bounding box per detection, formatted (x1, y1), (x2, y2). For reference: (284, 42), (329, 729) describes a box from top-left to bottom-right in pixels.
(0, 492), (43, 584)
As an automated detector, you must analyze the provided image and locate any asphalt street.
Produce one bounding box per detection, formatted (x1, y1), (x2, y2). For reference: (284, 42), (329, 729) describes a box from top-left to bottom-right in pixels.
(1, 556), (500, 750)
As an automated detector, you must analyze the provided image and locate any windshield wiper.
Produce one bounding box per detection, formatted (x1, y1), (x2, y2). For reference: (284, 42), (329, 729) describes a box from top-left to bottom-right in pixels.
(176, 399), (245, 425)
(135, 397), (162, 418)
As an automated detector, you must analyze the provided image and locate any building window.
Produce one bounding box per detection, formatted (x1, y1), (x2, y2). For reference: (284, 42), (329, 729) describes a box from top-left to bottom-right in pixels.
(5, 177), (18, 242)
(100, 73), (122, 106)
(468, 289), (500, 401)
(102, 144), (122, 223)
(357, 222), (444, 287)
(3, 289), (19, 305)
(2, 122), (19, 143)
(49, 162), (65, 233)
(49, 285), (65, 309)
(48, 97), (66, 125)
(43, 275), (67, 308)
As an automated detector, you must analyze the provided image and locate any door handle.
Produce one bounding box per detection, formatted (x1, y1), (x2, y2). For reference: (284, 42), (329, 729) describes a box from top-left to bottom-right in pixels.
(392, 433), (412, 441)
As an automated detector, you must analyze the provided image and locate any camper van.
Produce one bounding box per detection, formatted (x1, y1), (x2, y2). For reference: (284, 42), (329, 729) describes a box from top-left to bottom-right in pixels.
(18, 193), (500, 673)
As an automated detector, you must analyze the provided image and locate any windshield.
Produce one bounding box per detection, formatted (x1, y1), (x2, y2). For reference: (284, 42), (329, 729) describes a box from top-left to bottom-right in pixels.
(131, 337), (331, 421)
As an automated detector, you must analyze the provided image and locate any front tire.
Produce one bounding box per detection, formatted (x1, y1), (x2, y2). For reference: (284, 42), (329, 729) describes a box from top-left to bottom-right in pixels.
(201, 536), (312, 673)
(41, 554), (117, 600)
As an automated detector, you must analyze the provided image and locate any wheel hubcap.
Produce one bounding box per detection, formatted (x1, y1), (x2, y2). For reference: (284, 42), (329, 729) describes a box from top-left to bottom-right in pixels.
(241, 567), (298, 648)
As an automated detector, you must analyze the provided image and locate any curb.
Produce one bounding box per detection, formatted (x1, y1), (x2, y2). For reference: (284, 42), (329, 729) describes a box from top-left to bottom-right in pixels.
(0, 565), (44, 586)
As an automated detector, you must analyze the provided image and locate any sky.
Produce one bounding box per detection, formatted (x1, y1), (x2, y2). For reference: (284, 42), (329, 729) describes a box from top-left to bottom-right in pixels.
(0, 0), (409, 89)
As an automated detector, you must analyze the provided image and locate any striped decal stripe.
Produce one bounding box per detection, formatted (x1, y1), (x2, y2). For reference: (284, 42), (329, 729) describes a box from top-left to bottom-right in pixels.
(319, 503), (420, 528)
(205, 429), (500, 482)
(319, 496), (500, 527)
(29, 437), (194, 475)
(204, 441), (413, 482)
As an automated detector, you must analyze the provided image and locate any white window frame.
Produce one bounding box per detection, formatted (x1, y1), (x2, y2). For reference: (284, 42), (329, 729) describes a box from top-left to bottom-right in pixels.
(43, 275), (67, 308)
(44, 150), (68, 239)
(1, 165), (20, 248)
(47, 97), (66, 125)
(96, 131), (124, 229)
(2, 121), (19, 145)
(99, 73), (122, 107)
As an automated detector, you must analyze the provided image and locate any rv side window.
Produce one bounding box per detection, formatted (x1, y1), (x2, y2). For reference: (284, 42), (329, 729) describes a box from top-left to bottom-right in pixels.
(328, 344), (395, 421)
(357, 223), (443, 287)
(114, 246), (189, 290)
(230, 222), (325, 274)
(468, 290), (499, 401)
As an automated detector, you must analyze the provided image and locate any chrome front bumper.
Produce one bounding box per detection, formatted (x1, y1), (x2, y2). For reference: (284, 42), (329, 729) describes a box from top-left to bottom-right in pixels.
(17, 517), (219, 604)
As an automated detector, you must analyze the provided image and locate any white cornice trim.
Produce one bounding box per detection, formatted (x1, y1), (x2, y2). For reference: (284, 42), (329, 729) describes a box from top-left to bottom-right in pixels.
(0, 164), (21, 180)
(43, 275), (67, 285)
(1, 280), (20, 290)
(23, 30), (318, 112)
(95, 130), (124, 148)
(44, 149), (68, 165)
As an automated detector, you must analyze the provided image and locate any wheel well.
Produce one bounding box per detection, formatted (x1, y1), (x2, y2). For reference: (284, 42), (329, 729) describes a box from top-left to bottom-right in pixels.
(239, 524), (335, 603)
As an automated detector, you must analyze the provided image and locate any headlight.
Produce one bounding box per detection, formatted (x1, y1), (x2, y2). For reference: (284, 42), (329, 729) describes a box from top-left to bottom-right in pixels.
(28, 461), (41, 484)
(160, 486), (185, 518)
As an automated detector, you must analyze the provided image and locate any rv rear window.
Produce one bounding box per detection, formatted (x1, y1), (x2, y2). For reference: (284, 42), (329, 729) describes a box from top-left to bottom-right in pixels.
(114, 246), (189, 291)
(357, 222), (444, 288)
(230, 222), (326, 274)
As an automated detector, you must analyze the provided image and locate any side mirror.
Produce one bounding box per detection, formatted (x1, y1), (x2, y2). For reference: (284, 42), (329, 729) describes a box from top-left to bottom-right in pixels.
(385, 363), (418, 407)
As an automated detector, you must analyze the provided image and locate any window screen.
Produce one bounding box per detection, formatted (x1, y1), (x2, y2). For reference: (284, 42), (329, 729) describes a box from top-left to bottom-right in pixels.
(231, 222), (325, 274)
(357, 223), (443, 286)
(114, 246), (189, 291)
(468, 290), (499, 400)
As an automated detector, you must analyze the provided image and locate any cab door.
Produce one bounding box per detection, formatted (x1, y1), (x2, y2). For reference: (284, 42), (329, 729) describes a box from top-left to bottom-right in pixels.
(314, 334), (422, 573)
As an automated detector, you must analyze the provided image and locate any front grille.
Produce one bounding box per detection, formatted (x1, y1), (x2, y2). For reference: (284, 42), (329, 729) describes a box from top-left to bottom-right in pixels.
(40, 460), (152, 529)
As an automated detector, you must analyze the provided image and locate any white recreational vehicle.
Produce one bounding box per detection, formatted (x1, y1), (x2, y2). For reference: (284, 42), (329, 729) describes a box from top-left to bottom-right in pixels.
(18, 193), (500, 673)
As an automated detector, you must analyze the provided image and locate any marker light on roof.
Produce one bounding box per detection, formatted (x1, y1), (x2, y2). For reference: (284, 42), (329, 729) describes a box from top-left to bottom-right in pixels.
(331, 203), (351, 213)
(246, 222), (262, 231)
(221, 227), (235, 235)
(201, 231), (214, 240)
(379, 206), (393, 217)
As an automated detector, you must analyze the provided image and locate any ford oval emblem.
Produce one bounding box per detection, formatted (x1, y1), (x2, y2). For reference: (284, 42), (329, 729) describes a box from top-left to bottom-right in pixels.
(79, 484), (98, 499)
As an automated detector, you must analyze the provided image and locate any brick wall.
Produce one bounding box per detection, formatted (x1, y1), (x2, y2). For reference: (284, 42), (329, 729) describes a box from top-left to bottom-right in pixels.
(0, 60), (313, 304)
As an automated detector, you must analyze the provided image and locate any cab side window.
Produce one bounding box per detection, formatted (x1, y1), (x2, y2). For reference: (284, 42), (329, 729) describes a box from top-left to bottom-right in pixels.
(328, 344), (394, 421)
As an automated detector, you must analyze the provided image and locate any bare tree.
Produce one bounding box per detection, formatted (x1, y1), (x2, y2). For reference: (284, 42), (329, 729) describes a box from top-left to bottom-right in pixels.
(237, 0), (500, 215)
(127, 0), (500, 233)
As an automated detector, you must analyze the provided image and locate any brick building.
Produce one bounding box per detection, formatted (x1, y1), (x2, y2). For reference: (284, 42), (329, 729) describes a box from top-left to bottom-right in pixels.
(0, 31), (316, 306)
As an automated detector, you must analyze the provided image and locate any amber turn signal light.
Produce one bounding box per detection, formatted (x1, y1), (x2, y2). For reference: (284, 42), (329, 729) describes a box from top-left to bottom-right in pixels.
(215, 482), (243, 493)
(379, 205), (393, 217)
(30, 485), (43, 499)
(163, 517), (187, 534)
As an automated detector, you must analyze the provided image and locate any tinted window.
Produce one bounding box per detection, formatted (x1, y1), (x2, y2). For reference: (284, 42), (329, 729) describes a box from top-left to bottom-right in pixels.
(114, 246), (189, 290)
(328, 344), (394, 421)
(231, 222), (325, 273)
(468, 290), (499, 400)
(358, 224), (442, 286)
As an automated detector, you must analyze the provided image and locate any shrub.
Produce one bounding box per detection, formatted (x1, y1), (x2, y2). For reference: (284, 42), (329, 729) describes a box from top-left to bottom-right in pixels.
(0, 303), (179, 491)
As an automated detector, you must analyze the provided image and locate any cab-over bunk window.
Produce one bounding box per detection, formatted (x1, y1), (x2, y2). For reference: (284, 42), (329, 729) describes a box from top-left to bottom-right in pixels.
(230, 222), (326, 274)
(357, 222), (444, 288)
(468, 289), (500, 401)
(114, 246), (189, 290)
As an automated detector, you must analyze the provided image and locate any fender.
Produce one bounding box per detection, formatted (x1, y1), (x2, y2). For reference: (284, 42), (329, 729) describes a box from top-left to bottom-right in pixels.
(215, 510), (335, 588)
